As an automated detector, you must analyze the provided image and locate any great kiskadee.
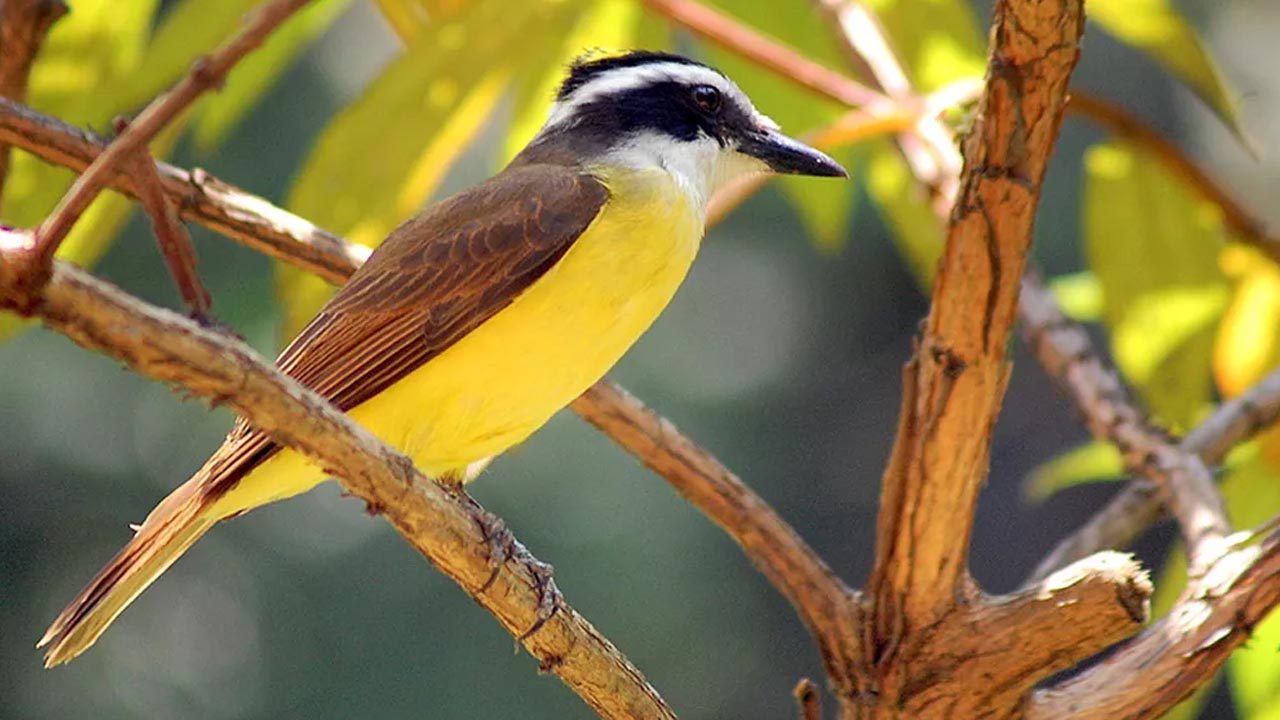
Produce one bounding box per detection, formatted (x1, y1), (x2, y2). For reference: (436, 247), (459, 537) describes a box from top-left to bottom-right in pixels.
(39, 50), (846, 666)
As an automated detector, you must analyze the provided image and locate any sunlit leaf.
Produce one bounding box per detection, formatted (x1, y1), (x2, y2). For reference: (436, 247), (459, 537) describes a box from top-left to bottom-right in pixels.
(865, 139), (940, 284)
(501, 0), (656, 166)
(0, 0), (163, 342)
(863, 0), (985, 91)
(122, 0), (261, 110)
(194, 0), (353, 150)
(1215, 246), (1280, 399)
(1084, 141), (1230, 429)
(1024, 440), (1124, 502)
(374, 0), (470, 40)
(1050, 271), (1104, 323)
(280, 0), (578, 338)
(1089, 0), (1247, 146)
(701, 0), (857, 249)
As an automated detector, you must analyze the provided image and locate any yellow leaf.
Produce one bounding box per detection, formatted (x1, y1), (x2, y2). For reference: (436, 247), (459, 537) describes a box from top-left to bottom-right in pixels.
(1089, 0), (1249, 150)
(1049, 271), (1104, 323)
(1215, 249), (1280, 399)
(1084, 141), (1230, 429)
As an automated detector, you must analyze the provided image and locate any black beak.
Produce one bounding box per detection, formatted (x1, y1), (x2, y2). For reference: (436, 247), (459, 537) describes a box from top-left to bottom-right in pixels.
(738, 128), (848, 178)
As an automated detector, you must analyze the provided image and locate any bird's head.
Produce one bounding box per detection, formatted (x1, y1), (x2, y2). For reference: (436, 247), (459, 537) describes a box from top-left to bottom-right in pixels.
(524, 50), (847, 204)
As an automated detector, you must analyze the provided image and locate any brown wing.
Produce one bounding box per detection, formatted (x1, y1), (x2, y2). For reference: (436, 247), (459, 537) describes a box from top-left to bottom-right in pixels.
(205, 164), (609, 496)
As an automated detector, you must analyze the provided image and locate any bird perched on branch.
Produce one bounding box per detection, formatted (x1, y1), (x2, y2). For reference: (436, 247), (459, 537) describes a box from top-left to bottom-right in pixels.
(39, 49), (846, 666)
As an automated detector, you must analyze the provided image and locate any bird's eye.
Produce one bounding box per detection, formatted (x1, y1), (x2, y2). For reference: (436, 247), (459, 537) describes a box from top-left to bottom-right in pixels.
(690, 84), (722, 113)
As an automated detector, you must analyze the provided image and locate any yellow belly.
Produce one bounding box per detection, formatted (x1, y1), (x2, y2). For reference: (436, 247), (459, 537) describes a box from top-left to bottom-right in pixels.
(211, 167), (702, 516)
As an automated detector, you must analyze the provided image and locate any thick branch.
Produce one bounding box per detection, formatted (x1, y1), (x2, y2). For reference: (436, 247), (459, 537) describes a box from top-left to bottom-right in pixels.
(902, 552), (1150, 716)
(0, 0), (65, 201)
(866, 0), (1084, 650)
(0, 248), (675, 720)
(1019, 272), (1232, 574)
(1028, 366), (1280, 583)
(1029, 532), (1280, 720)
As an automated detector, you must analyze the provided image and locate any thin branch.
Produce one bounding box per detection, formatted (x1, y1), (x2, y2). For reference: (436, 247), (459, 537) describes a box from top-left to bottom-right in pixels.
(19, 0), (313, 298)
(573, 383), (863, 687)
(125, 131), (213, 318)
(0, 97), (856, 686)
(794, 678), (823, 720)
(1029, 528), (1280, 720)
(1028, 367), (1280, 583)
(1019, 271), (1232, 575)
(1067, 92), (1277, 260)
(0, 98), (366, 285)
(0, 0), (65, 204)
(637, 0), (889, 110)
(866, 0), (1085, 648)
(0, 247), (676, 720)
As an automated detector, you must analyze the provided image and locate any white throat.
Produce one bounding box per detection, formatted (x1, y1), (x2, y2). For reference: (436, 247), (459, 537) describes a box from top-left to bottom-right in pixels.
(598, 132), (767, 212)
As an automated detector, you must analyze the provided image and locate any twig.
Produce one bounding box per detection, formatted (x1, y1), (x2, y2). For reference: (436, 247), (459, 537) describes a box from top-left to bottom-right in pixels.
(1028, 528), (1280, 720)
(124, 126), (213, 319)
(866, 0), (1085, 652)
(636, 0), (889, 110)
(1028, 367), (1280, 583)
(0, 247), (676, 720)
(793, 678), (822, 720)
(1067, 92), (1277, 261)
(1019, 271), (1232, 576)
(0, 0), (65, 204)
(0, 98), (366, 285)
(14, 0), (313, 303)
(0, 97), (856, 688)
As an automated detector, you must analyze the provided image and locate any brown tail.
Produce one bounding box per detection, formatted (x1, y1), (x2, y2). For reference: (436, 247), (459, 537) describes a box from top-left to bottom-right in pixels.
(38, 476), (217, 667)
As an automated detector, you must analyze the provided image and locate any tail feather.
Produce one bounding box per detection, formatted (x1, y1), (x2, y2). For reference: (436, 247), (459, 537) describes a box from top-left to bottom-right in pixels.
(39, 482), (215, 668)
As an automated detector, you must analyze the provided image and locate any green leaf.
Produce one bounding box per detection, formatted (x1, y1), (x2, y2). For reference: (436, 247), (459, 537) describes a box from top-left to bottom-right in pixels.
(0, 0), (163, 342)
(1089, 0), (1248, 147)
(194, 0), (354, 150)
(863, 0), (985, 91)
(865, 139), (941, 284)
(1024, 440), (1124, 502)
(1084, 141), (1230, 429)
(700, 0), (857, 249)
(280, 0), (578, 338)
(1049, 271), (1104, 323)
(1222, 449), (1280, 720)
(501, 0), (659, 166)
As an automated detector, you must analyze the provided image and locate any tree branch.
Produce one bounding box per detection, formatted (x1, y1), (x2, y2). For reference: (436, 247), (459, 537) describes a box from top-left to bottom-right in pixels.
(1028, 365), (1280, 583)
(0, 0), (65, 203)
(10, 0), (313, 307)
(1029, 529), (1280, 720)
(1019, 271), (1232, 575)
(866, 0), (1084, 649)
(0, 245), (676, 720)
(126, 134), (213, 319)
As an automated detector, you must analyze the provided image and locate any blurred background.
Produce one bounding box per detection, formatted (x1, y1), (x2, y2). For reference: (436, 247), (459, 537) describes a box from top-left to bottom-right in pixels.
(2, 0), (1278, 718)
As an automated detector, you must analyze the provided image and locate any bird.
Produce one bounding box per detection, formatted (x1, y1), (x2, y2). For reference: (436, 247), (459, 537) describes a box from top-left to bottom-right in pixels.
(38, 49), (847, 666)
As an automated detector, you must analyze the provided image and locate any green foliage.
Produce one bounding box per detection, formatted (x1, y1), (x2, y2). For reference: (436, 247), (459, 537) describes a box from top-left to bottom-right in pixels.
(1089, 0), (1248, 145)
(1049, 271), (1104, 323)
(1024, 440), (1123, 501)
(0, 0), (161, 340)
(1084, 141), (1230, 430)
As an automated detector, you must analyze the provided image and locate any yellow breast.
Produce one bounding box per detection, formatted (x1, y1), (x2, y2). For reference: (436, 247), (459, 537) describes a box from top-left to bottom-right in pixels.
(214, 166), (702, 515)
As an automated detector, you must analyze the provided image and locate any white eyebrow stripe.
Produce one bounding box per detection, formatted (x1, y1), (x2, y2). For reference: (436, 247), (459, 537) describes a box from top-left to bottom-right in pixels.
(544, 62), (747, 128)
